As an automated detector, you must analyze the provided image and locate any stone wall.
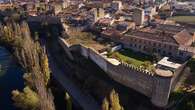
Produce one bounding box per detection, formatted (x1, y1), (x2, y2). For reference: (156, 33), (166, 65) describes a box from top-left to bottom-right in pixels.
(151, 76), (172, 107)
(106, 62), (154, 96)
(171, 61), (188, 90)
(78, 45), (108, 71)
(58, 38), (74, 60)
(59, 38), (179, 107)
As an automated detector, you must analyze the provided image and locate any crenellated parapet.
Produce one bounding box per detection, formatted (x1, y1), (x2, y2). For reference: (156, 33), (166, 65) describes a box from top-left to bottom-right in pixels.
(120, 61), (155, 76)
(58, 37), (181, 108)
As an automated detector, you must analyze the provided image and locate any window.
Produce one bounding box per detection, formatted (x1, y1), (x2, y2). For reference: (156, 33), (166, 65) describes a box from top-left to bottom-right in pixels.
(158, 43), (161, 47)
(169, 46), (172, 50)
(163, 51), (166, 54)
(129, 44), (132, 47)
(153, 43), (156, 47)
(158, 49), (161, 53)
(153, 48), (157, 52)
(179, 51), (184, 56)
(143, 46), (146, 50)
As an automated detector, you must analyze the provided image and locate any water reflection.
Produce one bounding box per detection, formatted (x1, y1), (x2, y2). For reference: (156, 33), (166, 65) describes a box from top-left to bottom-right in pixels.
(0, 47), (24, 110)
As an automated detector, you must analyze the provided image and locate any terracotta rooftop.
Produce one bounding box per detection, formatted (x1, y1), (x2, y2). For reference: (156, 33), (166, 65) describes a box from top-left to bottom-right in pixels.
(156, 24), (185, 34)
(96, 18), (112, 25)
(124, 25), (194, 46)
(102, 28), (122, 36)
(125, 29), (178, 45)
(156, 24), (195, 35)
(173, 30), (193, 46)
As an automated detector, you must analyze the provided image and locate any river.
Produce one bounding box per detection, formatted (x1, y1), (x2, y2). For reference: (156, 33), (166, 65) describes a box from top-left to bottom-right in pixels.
(0, 47), (24, 110)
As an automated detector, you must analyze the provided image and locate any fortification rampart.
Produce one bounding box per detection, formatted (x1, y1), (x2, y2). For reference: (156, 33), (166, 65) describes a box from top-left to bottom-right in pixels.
(58, 38), (183, 107)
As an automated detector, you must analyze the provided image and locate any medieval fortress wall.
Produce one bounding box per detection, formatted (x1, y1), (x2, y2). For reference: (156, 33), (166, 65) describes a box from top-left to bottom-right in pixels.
(59, 38), (183, 107)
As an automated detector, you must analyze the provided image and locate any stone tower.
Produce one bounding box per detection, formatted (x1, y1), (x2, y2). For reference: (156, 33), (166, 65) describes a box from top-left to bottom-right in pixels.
(133, 8), (145, 26)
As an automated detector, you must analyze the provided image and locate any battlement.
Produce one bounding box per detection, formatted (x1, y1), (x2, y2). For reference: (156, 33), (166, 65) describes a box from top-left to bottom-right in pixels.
(58, 37), (183, 107)
(120, 61), (155, 76)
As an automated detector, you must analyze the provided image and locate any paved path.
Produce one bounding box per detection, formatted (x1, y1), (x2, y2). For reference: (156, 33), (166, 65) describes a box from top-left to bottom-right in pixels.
(47, 51), (101, 110)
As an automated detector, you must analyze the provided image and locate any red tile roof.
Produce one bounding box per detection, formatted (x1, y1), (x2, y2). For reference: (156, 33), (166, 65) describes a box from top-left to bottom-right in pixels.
(173, 30), (193, 46)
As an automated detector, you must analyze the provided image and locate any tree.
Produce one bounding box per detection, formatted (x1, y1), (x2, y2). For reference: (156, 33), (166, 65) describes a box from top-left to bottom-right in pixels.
(186, 101), (195, 110)
(34, 32), (39, 41)
(65, 92), (72, 110)
(142, 61), (151, 69)
(23, 73), (34, 88)
(102, 98), (109, 110)
(101, 89), (124, 110)
(12, 86), (39, 110)
(0, 20), (55, 110)
(109, 89), (124, 110)
(40, 50), (51, 85)
(152, 53), (161, 63)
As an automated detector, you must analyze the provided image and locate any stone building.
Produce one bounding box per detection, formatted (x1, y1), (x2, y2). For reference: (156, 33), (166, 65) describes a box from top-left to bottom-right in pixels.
(122, 27), (195, 60)
(133, 8), (145, 26)
(101, 24), (195, 61)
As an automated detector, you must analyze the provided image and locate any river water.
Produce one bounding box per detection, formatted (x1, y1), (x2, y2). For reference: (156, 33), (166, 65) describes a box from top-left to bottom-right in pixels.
(0, 47), (24, 110)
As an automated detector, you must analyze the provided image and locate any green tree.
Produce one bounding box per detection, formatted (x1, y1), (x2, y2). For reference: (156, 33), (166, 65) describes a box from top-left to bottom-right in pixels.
(0, 20), (55, 110)
(12, 86), (39, 110)
(102, 89), (124, 110)
(109, 89), (124, 110)
(102, 98), (109, 110)
(65, 92), (72, 110)
(23, 73), (34, 88)
(42, 53), (50, 85)
(186, 101), (195, 110)
(142, 61), (151, 69)
(34, 32), (39, 41)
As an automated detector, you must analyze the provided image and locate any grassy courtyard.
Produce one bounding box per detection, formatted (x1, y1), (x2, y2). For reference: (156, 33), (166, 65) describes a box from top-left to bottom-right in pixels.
(168, 16), (195, 24)
(107, 49), (155, 72)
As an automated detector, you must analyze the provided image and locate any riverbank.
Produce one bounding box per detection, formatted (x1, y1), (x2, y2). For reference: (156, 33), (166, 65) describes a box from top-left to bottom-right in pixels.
(0, 47), (24, 110)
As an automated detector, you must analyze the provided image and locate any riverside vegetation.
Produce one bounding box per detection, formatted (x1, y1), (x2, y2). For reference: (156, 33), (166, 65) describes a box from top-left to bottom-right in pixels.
(0, 16), (55, 110)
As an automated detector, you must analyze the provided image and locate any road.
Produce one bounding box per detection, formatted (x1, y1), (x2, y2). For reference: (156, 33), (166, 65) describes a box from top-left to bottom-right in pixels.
(47, 47), (101, 110)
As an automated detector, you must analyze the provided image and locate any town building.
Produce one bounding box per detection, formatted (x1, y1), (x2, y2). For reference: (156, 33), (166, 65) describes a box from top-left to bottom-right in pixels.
(133, 8), (145, 26)
(101, 24), (195, 61)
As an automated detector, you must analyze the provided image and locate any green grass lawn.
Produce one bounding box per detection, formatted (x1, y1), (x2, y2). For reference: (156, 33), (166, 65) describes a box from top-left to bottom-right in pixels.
(108, 49), (155, 72)
(168, 16), (195, 23)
